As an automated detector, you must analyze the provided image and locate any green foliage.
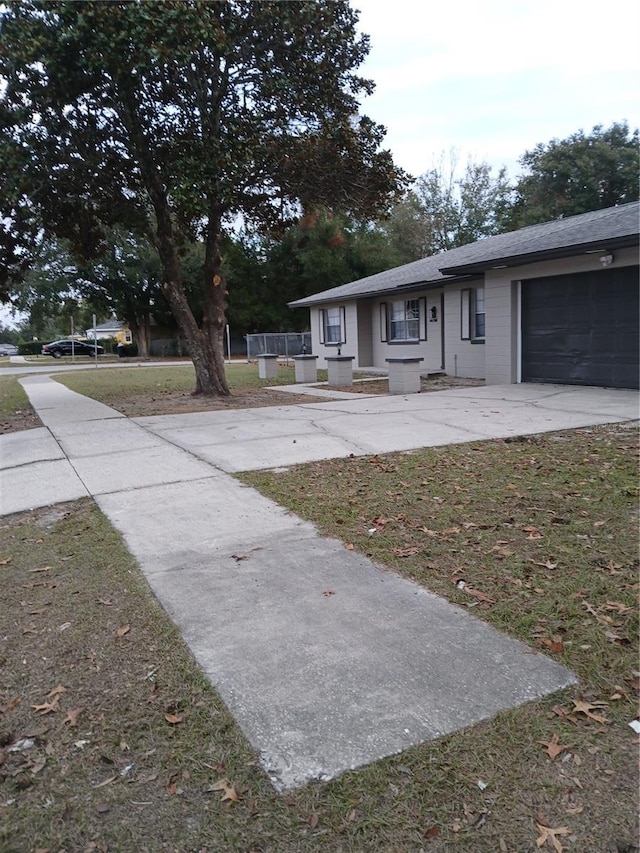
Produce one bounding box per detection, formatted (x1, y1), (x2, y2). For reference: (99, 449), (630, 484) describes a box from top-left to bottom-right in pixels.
(376, 153), (513, 262)
(0, 323), (20, 345)
(0, 1), (405, 393)
(511, 121), (639, 226)
(260, 211), (404, 329)
(17, 340), (43, 355)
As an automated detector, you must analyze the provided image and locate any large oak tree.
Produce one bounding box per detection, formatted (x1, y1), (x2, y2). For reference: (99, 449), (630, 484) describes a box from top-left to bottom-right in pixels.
(0, 0), (405, 394)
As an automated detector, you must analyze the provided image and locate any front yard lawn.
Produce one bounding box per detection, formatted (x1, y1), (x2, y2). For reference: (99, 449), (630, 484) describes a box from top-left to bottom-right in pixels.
(1, 424), (638, 852)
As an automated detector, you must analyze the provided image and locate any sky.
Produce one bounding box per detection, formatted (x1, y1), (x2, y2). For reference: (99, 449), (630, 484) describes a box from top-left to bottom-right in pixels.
(353, 0), (640, 179)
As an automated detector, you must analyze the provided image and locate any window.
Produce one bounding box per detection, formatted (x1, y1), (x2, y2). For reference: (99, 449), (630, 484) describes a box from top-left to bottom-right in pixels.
(319, 306), (346, 345)
(461, 287), (485, 342)
(380, 298), (426, 342)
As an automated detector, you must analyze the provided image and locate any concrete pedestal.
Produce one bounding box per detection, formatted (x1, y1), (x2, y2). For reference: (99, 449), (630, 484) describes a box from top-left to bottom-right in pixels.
(258, 354), (278, 380)
(326, 356), (355, 386)
(293, 355), (318, 383)
(386, 357), (424, 394)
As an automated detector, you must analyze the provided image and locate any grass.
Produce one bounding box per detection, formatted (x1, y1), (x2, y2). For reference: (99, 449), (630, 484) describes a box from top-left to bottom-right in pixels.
(0, 374), (41, 433)
(53, 363), (334, 418)
(56, 363), (297, 397)
(1, 425), (638, 851)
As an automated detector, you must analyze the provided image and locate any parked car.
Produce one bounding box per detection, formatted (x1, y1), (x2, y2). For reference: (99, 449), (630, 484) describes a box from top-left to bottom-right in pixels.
(0, 344), (18, 356)
(41, 339), (105, 358)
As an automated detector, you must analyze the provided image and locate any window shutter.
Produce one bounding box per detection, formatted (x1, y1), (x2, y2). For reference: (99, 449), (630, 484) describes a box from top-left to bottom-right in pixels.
(419, 297), (427, 341)
(380, 302), (388, 342)
(461, 290), (470, 340)
(340, 306), (346, 343)
(318, 309), (326, 345)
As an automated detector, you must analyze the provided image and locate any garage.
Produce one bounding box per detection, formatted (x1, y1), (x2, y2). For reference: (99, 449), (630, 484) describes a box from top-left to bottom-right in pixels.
(521, 266), (639, 389)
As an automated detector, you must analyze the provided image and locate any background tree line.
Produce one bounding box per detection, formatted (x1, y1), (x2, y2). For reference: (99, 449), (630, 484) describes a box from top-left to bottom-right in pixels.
(7, 120), (636, 349)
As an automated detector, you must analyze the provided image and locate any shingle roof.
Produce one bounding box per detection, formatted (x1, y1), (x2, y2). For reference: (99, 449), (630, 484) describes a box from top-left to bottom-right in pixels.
(289, 202), (639, 308)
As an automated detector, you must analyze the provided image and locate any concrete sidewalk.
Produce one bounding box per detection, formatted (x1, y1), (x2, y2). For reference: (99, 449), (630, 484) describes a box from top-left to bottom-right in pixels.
(3, 376), (636, 790)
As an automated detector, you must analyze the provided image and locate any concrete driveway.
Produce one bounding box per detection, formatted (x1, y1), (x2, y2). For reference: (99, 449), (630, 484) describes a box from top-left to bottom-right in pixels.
(133, 382), (639, 472)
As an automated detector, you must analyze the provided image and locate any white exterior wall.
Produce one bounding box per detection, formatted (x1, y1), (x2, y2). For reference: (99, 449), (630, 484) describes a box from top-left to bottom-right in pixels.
(442, 282), (486, 379)
(309, 301), (360, 368)
(484, 246), (639, 384)
(369, 290), (444, 372)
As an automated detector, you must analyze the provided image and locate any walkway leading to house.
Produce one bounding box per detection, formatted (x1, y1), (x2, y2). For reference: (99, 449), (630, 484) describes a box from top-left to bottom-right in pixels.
(3, 378), (637, 790)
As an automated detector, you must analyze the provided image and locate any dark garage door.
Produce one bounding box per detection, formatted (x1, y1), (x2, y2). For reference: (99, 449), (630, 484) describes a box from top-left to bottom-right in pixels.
(522, 266), (639, 389)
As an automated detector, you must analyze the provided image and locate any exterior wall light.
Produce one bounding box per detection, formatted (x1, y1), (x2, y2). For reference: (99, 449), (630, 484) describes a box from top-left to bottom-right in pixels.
(599, 253), (614, 267)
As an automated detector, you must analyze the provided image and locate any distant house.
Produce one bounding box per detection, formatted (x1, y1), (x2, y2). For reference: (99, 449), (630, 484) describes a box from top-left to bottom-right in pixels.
(290, 202), (639, 390)
(85, 320), (132, 345)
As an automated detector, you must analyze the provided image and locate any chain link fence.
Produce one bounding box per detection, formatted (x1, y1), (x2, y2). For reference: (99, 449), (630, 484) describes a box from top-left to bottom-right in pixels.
(246, 332), (311, 361)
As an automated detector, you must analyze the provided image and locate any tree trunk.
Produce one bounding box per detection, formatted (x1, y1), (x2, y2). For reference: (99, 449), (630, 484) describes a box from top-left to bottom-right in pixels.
(149, 181), (229, 396)
(200, 204), (230, 396)
(128, 313), (151, 359)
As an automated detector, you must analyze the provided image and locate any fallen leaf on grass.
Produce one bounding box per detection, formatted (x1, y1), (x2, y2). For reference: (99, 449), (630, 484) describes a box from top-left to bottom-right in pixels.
(97, 597), (113, 606)
(522, 525), (543, 539)
(116, 625), (130, 637)
(47, 685), (66, 699)
(572, 699), (610, 725)
(605, 600), (632, 614)
(30, 756), (46, 775)
(625, 676), (640, 694)
(0, 557), (11, 565)
(393, 546), (419, 557)
(93, 775), (117, 788)
(538, 637), (565, 654)
(64, 708), (82, 727)
(532, 560), (558, 570)
(137, 771), (158, 784)
(30, 566), (51, 573)
(459, 584), (495, 605)
(537, 733), (569, 759)
(164, 713), (184, 725)
(424, 826), (440, 838)
(345, 543), (354, 550)
(209, 778), (241, 803)
(536, 823), (570, 852)
(308, 812), (319, 828)
(604, 630), (630, 645)
(581, 601), (600, 619)
(32, 698), (60, 715)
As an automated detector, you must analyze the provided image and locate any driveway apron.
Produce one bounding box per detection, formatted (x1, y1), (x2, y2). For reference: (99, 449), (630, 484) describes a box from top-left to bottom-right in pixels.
(7, 375), (588, 789)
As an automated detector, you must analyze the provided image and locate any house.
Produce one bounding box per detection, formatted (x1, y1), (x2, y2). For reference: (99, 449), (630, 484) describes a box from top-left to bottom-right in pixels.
(85, 319), (132, 344)
(289, 202), (639, 390)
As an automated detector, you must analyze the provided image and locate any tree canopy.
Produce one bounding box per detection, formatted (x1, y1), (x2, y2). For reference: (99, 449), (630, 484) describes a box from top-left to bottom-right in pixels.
(510, 122), (639, 227)
(0, 0), (406, 393)
(379, 153), (513, 262)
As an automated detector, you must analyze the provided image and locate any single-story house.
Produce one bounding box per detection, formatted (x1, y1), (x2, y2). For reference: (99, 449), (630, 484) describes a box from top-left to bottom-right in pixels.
(85, 319), (132, 344)
(289, 202), (639, 389)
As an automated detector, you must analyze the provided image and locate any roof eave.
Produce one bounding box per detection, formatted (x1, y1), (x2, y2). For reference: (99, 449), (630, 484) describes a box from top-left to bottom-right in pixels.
(288, 273), (480, 309)
(440, 235), (640, 275)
